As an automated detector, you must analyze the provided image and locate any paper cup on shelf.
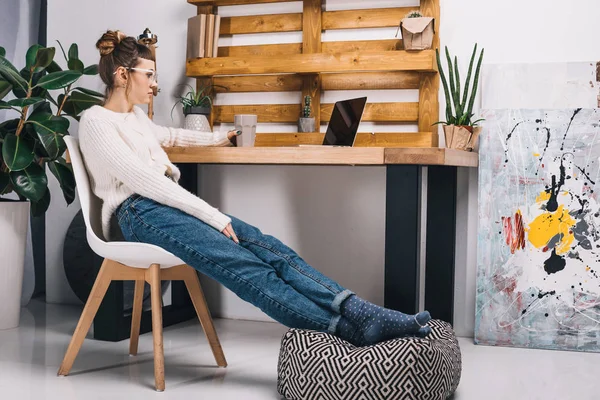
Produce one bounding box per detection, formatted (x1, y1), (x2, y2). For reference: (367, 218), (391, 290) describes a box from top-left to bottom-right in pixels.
(234, 114), (257, 147)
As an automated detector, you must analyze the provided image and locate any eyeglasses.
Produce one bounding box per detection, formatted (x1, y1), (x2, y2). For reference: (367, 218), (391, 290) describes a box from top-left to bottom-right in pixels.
(113, 67), (158, 84)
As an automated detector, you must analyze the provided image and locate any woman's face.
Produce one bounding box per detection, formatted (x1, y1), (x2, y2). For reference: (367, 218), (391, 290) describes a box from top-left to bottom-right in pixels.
(120, 58), (158, 105)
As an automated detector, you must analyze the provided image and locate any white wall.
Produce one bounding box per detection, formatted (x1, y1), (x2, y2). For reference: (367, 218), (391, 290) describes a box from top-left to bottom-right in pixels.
(46, 0), (600, 336)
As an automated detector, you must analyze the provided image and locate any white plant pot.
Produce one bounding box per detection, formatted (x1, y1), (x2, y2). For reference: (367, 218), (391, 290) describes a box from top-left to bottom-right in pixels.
(0, 200), (29, 330)
(184, 113), (211, 131)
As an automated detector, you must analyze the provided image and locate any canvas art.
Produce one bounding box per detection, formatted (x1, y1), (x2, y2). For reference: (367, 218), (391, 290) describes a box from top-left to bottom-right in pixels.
(476, 108), (600, 352)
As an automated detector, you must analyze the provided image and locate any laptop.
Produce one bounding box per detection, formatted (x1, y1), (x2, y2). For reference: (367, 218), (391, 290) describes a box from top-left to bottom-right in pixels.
(298, 97), (367, 147)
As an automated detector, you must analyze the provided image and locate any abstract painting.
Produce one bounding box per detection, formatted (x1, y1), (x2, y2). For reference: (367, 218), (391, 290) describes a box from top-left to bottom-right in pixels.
(476, 109), (600, 352)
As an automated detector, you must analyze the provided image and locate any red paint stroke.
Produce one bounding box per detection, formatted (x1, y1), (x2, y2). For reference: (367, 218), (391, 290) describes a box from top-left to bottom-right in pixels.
(502, 212), (526, 254)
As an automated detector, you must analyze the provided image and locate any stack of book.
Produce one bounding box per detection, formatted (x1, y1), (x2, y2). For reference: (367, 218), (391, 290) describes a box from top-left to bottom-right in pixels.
(186, 13), (221, 59)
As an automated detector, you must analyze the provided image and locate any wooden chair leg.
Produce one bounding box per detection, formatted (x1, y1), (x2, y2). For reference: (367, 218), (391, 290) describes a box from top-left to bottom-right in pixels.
(57, 259), (115, 376)
(129, 280), (145, 356)
(147, 264), (165, 392)
(183, 266), (227, 367)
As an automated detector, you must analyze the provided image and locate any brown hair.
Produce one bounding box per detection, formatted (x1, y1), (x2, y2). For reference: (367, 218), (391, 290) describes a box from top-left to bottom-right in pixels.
(95, 30), (155, 100)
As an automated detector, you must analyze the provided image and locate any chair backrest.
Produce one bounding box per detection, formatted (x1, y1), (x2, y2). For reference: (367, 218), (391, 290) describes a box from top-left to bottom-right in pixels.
(64, 136), (107, 248)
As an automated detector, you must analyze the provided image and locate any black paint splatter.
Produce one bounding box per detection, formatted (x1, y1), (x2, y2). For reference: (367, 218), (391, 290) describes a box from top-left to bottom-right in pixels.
(545, 157), (566, 212)
(544, 249), (566, 274)
(574, 164), (596, 185)
(504, 122), (523, 163)
(560, 108), (582, 151)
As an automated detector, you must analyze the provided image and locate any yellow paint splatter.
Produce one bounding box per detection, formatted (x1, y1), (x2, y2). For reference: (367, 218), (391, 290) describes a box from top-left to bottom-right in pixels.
(536, 191), (551, 203)
(586, 266), (591, 271)
(527, 205), (575, 255)
(533, 153), (541, 157)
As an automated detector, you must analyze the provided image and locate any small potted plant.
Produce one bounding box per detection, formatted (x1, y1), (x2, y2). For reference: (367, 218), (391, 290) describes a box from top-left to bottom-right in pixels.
(435, 44), (485, 152)
(298, 95), (315, 133)
(0, 42), (102, 329)
(396, 10), (435, 51)
(171, 83), (225, 131)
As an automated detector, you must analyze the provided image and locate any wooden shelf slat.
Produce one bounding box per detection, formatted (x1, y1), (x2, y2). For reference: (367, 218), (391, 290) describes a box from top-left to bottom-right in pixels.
(165, 146), (479, 167)
(255, 132), (436, 148)
(217, 39), (403, 58)
(213, 102), (419, 123)
(322, 7), (414, 30)
(213, 75), (304, 92)
(187, 50), (436, 76)
(213, 71), (420, 93)
(220, 13), (302, 35)
(323, 39), (402, 53)
(321, 72), (420, 90)
(188, 0), (297, 6)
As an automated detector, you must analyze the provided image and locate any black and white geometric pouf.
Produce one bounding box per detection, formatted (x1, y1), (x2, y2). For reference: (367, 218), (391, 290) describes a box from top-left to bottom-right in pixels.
(277, 320), (461, 400)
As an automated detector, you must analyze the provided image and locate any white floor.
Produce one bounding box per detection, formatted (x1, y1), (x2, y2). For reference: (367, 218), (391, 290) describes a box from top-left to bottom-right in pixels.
(1, 300), (600, 400)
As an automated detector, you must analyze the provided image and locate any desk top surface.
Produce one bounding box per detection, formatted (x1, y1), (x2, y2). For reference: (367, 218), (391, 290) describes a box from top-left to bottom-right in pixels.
(164, 147), (479, 167)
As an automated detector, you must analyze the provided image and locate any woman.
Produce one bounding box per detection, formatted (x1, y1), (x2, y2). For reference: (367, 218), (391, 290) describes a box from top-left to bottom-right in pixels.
(79, 30), (431, 347)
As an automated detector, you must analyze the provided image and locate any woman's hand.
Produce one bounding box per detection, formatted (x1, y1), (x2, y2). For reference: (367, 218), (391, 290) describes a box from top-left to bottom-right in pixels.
(221, 223), (239, 244)
(227, 129), (242, 143)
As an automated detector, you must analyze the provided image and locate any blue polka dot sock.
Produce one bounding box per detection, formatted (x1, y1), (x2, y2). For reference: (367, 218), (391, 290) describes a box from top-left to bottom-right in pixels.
(338, 295), (432, 346)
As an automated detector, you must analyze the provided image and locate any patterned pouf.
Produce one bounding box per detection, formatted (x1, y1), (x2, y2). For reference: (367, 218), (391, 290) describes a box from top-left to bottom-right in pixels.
(277, 320), (461, 400)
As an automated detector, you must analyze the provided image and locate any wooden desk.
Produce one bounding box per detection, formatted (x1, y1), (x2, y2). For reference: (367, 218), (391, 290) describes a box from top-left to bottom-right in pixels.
(167, 147), (478, 323)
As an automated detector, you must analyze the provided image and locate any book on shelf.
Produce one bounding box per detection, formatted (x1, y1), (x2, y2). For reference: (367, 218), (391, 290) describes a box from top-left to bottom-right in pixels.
(205, 14), (215, 59)
(212, 15), (221, 57)
(186, 14), (206, 58)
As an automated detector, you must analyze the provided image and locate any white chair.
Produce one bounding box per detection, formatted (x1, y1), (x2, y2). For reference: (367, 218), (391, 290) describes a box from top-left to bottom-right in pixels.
(58, 136), (227, 391)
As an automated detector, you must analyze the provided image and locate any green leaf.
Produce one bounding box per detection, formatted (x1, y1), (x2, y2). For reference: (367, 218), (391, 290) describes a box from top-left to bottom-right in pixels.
(56, 40), (68, 64)
(0, 119), (20, 136)
(35, 70), (82, 90)
(0, 80), (11, 100)
(27, 117), (69, 159)
(30, 102), (53, 119)
(68, 43), (79, 61)
(34, 47), (56, 73)
(0, 47), (5, 57)
(72, 86), (104, 97)
(26, 44), (43, 70)
(10, 162), (47, 202)
(7, 97), (45, 108)
(46, 61), (62, 73)
(82, 64), (98, 75)
(2, 133), (34, 171)
(67, 58), (84, 73)
(30, 187), (51, 216)
(49, 160), (75, 204)
(0, 55), (28, 93)
(68, 91), (103, 113)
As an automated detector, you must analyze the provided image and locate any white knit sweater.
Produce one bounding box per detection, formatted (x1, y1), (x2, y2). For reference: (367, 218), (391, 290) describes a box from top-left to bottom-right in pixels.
(78, 105), (232, 240)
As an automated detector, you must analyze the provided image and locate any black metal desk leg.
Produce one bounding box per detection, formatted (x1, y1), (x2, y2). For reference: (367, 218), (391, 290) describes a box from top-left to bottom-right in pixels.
(384, 165), (421, 314)
(425, 166), (457, 324)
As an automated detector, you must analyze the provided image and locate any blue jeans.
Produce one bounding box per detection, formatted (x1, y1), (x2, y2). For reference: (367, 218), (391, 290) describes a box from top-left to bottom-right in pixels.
(116, 195), (353, 334)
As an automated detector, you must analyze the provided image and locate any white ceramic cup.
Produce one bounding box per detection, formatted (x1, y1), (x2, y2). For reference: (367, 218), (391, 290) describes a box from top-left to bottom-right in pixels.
(234, 114), (257, 147)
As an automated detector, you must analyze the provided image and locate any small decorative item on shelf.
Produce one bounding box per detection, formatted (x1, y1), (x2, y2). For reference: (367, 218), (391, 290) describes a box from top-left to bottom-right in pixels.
(172, 83), (224, 131)
(298, 95), (315, 133)
(396, 10), (435, 51)
(435, 44), (485, 152)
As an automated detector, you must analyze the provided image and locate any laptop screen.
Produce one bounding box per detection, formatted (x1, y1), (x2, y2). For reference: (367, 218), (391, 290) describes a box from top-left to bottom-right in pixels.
(322, 97), (367, 146)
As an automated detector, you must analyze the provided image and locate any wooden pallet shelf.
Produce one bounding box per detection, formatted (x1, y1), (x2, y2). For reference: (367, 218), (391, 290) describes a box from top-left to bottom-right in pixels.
(187, 0), (440, 148)
(187, 50), (436, 77)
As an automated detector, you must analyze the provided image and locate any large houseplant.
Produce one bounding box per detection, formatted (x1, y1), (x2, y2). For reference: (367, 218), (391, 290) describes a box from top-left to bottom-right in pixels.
(435, 44), (484, 151)
(0, 42), (103, 329)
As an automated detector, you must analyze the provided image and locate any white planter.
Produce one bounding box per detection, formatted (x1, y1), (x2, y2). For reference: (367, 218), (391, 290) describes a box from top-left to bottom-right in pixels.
(184, 113), (211, 131)
(0, 201), (29, 330)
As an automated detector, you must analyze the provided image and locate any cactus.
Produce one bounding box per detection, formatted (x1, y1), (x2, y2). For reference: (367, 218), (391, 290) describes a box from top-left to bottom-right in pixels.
(435, 44), (485, 127)
(302, 95), (312, 118)
(405, 10), (423, 18)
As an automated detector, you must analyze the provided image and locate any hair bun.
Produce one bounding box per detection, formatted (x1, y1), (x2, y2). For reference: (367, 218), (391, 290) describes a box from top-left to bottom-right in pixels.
(96, 30), (128, 56)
